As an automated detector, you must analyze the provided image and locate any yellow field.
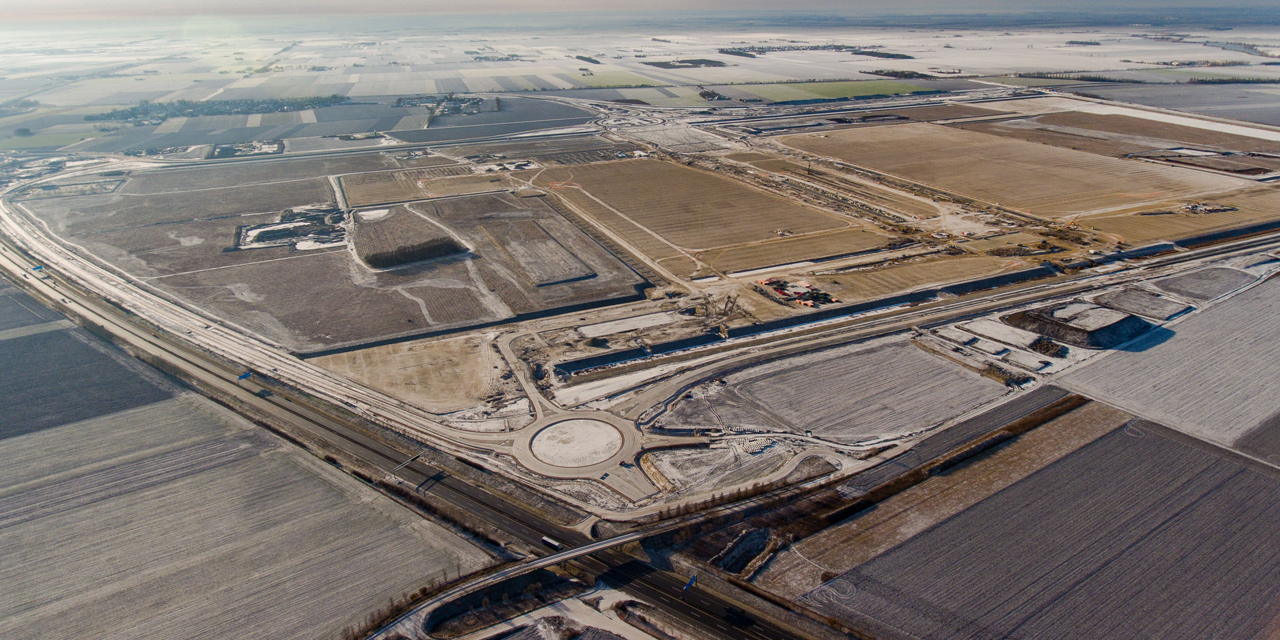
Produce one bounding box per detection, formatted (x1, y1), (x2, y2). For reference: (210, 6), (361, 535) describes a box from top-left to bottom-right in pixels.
(747, 158), (941, 220)
(536, 160), (847, 250)
(701, 228), (888, 274)
(1083, 186), (1280, 245)
(817, 255), (1022, 301)
(313, 334), (516, 414)
(782, 123), (1244, 219)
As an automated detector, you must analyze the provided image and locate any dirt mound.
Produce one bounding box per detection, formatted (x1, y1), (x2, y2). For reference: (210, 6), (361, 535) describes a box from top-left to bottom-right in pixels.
(1004, 302), (1152, 349)
(353, 207), (466, 268)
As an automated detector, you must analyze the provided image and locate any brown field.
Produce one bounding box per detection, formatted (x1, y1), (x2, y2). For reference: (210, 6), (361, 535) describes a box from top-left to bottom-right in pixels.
(1037, 112), (1280, 154)
(746, 159), (941, 219)
(1083, 186), (1280, 244)
(657, 254), (702, 279)
(313, 334), (521, 414)
(782, 123), (1244, 219)
(339, 166), (488, 206)
(535, 160), (847, 250)
(957, 111), (1280, 159)
(954, 118), (1162, 157)
(701, 228), (888, 274)
(739, 104), (1010, 138)
(723, 152), (775, 162)
(546, 187), (694, 275)
(816, 255), (1021, 301)
(1160, 154), (1280, 175)
(957, 231), (1049, 253)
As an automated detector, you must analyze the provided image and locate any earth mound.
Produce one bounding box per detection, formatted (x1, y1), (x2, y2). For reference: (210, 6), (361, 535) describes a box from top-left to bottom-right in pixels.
(1004, 301), (1152, 349)
(354, 207), (466, 268)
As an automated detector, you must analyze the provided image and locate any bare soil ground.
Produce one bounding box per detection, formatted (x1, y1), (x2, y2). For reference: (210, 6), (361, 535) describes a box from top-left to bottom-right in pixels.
(352, 205), (463, 268)
(14, 180), (122, 200)
(782, 123), (1243, 219)
(723, 152), (775, 162)
(22, 178), (336, 236)
(313, 333), (521, 414)
(117, 153), (399, 193)
(70, 212), (313, 278)
(158, 249), (445, 350)
(744, 159), (941, 219)
(815, 255), (1018, 302)
(1035, 112), (1280, 155)
(340, 166), (490, 207)
(1153, 266), (1256, 302)
(1082, 186), (1280, 245)
(35, 175), (642, 352)
(482, 219), (595, 286)
(857, 103), (1010, 122)
(1093, 287), (1191, 320)
(415, 193), (645, 314)
(535, 160), (846, 250)
(701, 228), (888, 274)
(543, 187), (693, 276)
(954, 118), (1163, 157)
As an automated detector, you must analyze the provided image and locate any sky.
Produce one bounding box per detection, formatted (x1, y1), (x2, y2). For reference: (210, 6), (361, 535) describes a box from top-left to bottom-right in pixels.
(0, 0), (1275, 21)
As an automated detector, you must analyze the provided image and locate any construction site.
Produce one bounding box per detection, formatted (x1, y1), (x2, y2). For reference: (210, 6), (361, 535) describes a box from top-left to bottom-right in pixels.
(8, 19), (1280, 640)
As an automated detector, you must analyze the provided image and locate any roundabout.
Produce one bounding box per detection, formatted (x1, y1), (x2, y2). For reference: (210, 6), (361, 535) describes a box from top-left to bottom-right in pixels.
(530, 419), (623, 468)
(511, 411), (643, 481)
(508, 411), (709, 499)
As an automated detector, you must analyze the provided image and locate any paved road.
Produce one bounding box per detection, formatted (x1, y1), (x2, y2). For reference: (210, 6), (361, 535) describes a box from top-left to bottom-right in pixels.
(617, 230), (1280, 424)
(6, 155), (1280, 640)
(0, 234), (806, 640)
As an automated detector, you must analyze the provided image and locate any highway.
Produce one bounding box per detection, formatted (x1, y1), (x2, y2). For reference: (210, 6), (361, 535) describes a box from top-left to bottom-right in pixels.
(608, 230), (1280, 425)
(0, 209), (805, 640)
(6, 146), (1280, 640)
(12, 208), (1277, 640)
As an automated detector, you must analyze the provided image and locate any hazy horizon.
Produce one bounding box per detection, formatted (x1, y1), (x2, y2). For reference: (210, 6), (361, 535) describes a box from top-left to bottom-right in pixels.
(3, 1), (1280, 23)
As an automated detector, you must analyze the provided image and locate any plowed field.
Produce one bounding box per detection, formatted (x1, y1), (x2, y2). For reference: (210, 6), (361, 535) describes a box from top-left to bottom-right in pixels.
(783, 123), (1244, 219)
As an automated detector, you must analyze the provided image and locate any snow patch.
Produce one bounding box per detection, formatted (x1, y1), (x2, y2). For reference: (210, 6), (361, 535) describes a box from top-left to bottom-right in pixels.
(357, 208), (390, 222)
